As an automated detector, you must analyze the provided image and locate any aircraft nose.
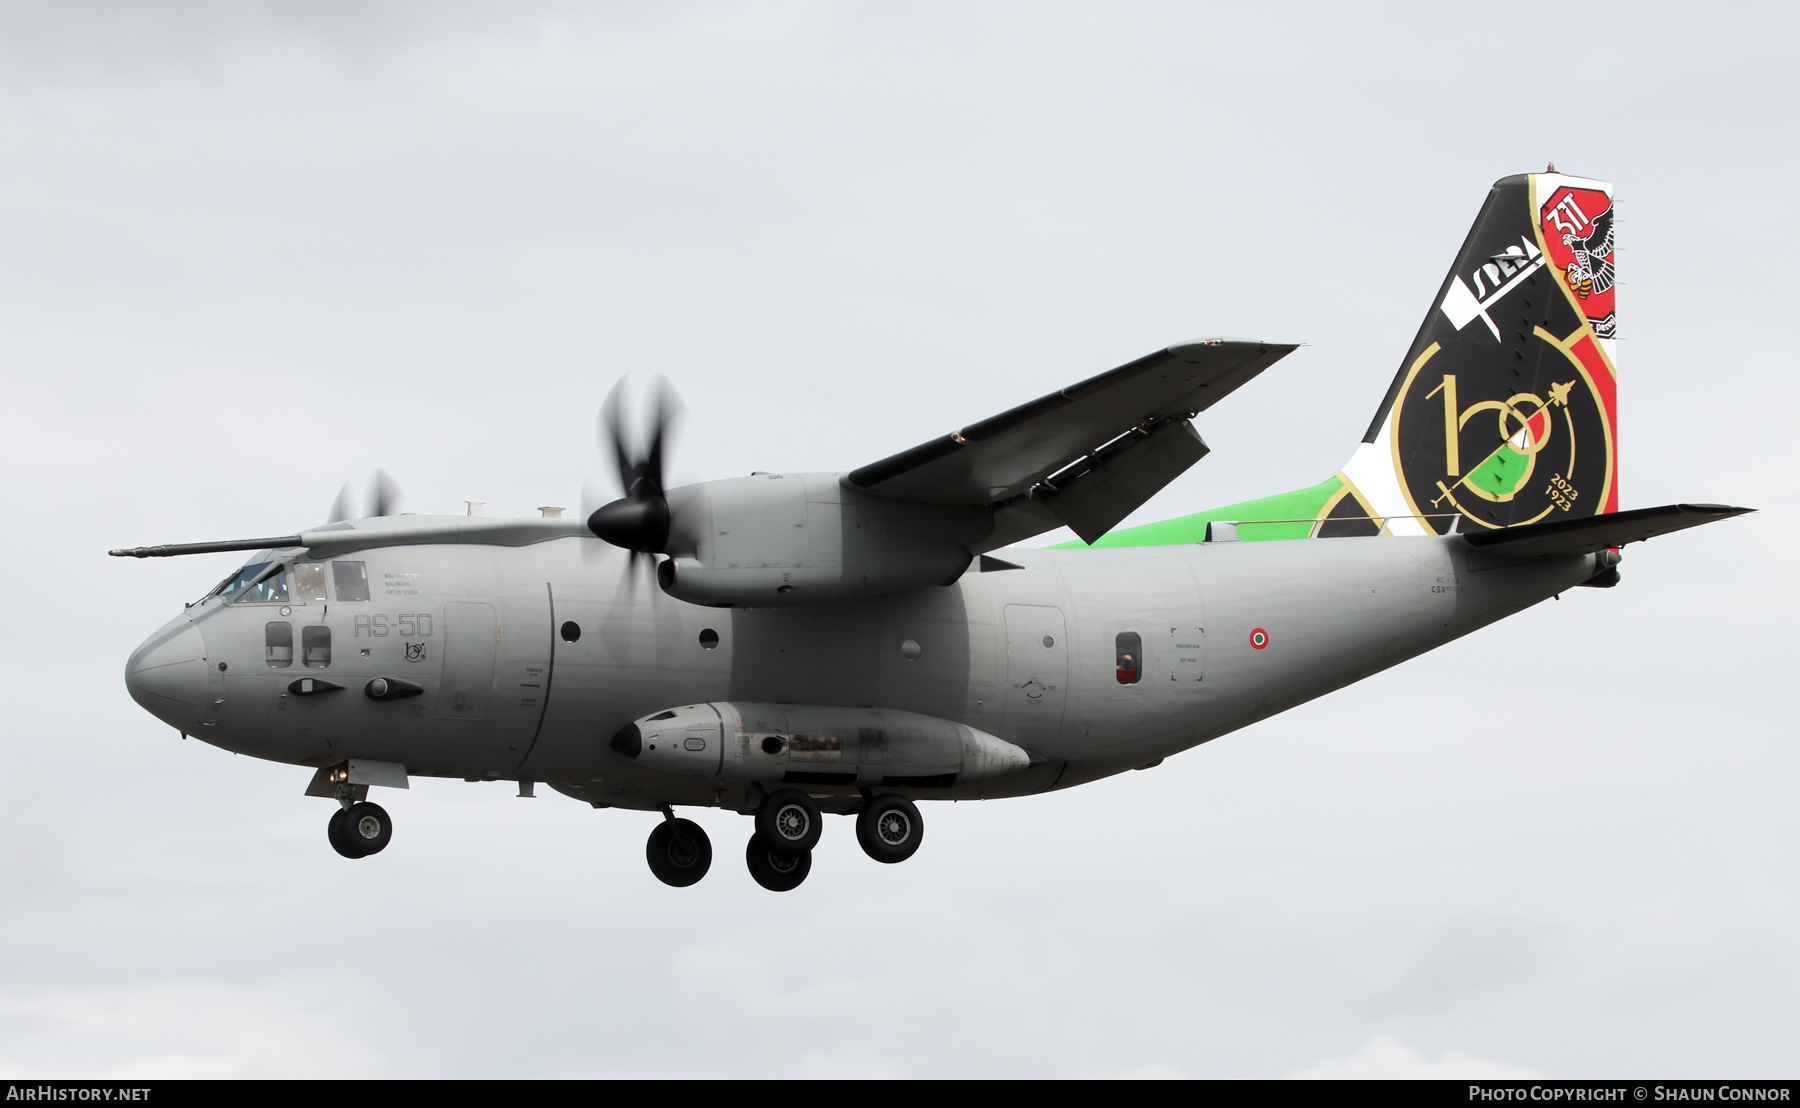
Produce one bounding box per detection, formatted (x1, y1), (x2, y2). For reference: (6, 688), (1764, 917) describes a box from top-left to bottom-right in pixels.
(126, 624), (208, 729)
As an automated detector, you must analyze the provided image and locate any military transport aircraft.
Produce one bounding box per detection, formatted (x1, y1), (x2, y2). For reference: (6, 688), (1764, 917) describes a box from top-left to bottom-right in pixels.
(116, 171), (1748, 891)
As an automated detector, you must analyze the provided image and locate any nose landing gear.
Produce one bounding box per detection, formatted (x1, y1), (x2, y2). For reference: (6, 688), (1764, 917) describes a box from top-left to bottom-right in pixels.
(327, 801), (392, 859)
(646, 815), (713, 887)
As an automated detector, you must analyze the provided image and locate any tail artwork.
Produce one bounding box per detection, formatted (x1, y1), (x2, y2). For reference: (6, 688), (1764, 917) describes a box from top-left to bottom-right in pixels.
(1073, 171), (1620, 546)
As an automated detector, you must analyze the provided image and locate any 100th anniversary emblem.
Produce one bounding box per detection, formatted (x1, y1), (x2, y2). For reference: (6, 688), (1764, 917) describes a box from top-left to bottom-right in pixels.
(1389, 181), (1617, 533)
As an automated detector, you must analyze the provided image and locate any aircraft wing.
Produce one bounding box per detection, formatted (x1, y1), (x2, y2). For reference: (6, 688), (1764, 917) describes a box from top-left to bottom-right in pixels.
(1461, 502), (1753, 559)
(847, 338), (1297, 507)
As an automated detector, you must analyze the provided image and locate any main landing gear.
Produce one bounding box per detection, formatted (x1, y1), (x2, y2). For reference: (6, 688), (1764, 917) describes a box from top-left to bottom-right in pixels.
(741, 788), (820, 891)
(328, 801), (393, 859)
(745, 835), (811, 891)
(641, 789), (927, 891)
(855, 793), (922, 864)
(755, 788), (822, 855)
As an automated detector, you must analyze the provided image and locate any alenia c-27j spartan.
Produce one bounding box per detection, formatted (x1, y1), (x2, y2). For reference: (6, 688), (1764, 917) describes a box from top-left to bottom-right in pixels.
(118, 171), (1749, 891)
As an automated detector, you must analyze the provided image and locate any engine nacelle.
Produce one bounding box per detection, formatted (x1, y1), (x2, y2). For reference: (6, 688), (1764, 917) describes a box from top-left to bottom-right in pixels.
(657, 474), (982, 607)
(610, 702), (1034, 787)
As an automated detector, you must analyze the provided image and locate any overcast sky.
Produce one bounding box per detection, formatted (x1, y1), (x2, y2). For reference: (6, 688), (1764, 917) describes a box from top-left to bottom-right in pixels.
(2, 0), (1796, 1078)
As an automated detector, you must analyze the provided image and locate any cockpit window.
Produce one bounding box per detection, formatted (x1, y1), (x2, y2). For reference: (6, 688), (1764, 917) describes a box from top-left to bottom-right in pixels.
(234, 564), (289, 604)
(332, 561), (370, 602)
(294, 562), (329, 601)
(210, 562), (272, 601)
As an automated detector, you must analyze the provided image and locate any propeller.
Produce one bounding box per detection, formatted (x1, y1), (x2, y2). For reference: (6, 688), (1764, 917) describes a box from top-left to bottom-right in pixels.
(577, 476), (615, 573)
(326, 469), (405, 524)
(587, 378), (681, 583)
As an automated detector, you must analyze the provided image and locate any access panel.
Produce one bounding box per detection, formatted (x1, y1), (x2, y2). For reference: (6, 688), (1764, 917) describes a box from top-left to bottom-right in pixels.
(1001, 604), (1067, 748)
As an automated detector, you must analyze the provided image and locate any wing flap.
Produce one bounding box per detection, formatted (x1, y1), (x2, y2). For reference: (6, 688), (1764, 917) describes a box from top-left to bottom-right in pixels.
(1043, 419), (1211, 544)
(848, 338), (1297, 506)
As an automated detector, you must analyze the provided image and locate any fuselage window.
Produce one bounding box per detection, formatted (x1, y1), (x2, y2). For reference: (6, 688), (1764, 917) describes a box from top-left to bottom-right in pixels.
(1115, 632), (1142, 685)
(266, 622), (294, 668)
(294, 562), (329, 601)
(302, 625), (331, 668)
(237, 565), (289, 604)
(333, 561), (370, 602)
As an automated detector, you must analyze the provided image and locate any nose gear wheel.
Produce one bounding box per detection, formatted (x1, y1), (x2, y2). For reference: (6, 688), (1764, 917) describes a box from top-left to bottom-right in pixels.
(327, 801), (392, 859)
(646, 818), (713, 887)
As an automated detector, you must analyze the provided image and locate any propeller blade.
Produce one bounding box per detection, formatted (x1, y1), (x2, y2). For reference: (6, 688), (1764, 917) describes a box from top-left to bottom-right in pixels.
(600, 382), (634, 498)
(579, 478), (612, 569)
(642, 377), (681, 497)
(579, 477), (610, 523)
(369, 469), (403, 518)
(630, 549), (655, 597)
(589, 376), (681, 555)
(327, 481), (355, 524)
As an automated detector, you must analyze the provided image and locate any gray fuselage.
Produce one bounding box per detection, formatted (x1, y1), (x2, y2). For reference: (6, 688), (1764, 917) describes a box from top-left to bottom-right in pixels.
(125, 523), (1600, 813)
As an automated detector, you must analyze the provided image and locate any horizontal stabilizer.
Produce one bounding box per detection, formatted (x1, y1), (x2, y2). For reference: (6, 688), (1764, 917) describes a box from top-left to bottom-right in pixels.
(1461, 503), (1752, 559)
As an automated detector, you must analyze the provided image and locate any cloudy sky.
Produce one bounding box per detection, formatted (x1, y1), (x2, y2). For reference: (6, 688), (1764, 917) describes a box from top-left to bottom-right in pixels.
(3, 0), (1796, 1078)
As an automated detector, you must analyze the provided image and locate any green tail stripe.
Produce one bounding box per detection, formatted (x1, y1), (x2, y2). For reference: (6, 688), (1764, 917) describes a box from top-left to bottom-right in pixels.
(1049, 475), (1347, 548)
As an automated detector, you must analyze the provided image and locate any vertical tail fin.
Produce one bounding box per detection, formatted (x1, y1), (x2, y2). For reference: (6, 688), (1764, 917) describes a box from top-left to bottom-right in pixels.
(1339, 172), (1619, 536)
(1068, 171), (1620, 549)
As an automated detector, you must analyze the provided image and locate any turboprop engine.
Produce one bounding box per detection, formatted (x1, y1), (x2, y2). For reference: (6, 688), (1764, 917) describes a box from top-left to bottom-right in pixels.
(609, 702), (1036, 788)
(653, 475), (984, 607)
(582, 379), (985, 608)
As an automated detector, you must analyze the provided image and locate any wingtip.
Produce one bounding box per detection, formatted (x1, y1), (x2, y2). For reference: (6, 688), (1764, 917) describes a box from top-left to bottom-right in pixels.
(1676, 503), (1756, 517)
(1168, 337), (1300, 353)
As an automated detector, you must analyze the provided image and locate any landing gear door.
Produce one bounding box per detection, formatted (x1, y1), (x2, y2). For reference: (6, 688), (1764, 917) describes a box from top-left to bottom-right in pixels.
(1002, 604), (1068, 748)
